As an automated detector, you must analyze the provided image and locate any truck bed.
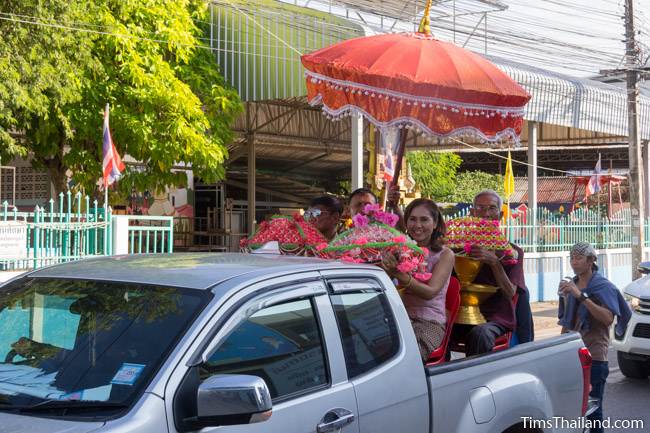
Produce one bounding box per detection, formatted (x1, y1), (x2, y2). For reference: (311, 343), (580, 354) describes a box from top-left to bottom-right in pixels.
(426, 333), (586, 433)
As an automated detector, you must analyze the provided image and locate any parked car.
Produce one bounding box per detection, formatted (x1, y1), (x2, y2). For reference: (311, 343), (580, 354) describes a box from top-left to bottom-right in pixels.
(612, 261), (650, 379)
(0, 253), (592, 433)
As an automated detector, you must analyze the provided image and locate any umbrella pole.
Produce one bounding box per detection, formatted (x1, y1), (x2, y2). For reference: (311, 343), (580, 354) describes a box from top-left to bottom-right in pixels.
(382, 181), (389, 210)
(386, 129), (408, 211)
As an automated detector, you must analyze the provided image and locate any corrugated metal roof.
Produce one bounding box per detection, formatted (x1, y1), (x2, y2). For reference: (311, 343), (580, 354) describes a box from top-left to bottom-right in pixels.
(227, 170), (326, 204)
(491, 56), (650, 140)
(511, 176), (629, 204)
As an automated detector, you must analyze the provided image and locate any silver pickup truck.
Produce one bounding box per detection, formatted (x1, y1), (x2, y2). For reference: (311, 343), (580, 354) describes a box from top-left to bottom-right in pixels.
(0, 253), (591, 433)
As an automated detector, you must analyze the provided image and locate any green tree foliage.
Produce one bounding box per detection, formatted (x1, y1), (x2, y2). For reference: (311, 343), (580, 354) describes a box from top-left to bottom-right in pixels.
(0, 0), (241, 195)
(407, 151), (462, 202)
(450, 170), (505, 203)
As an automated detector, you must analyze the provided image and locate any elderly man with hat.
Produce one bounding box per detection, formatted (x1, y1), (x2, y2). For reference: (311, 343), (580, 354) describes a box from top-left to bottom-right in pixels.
(558, 242), (631, 433)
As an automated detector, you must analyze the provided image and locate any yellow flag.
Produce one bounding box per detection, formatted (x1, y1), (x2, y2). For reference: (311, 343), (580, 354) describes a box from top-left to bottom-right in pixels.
(504, 151), (515, 199)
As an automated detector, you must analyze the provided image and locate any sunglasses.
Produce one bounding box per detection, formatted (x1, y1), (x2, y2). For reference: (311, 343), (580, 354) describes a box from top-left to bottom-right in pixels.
(474, 205), (500, 212)
(304, 208), (329, 220)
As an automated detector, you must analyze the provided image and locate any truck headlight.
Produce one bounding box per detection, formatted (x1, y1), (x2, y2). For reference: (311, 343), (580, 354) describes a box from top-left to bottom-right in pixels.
(624, 293), (641, 312)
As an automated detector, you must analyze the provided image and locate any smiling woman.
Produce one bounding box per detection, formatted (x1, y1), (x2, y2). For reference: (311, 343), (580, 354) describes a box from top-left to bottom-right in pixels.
(398, 199), (454, 361)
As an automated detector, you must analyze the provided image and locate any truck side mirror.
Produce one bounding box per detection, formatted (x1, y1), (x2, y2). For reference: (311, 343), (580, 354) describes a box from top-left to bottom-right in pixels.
(185, 374), (272, 429)
(638, 262), (650, 275)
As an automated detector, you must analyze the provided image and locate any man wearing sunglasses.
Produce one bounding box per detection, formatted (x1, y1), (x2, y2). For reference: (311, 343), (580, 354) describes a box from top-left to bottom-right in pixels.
(305, 196), (343, 241)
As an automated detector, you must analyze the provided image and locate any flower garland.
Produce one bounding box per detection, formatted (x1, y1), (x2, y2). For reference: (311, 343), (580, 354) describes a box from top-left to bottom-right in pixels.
(240, 213), (328, 256)
(445, 216), (518, 265)
(322, 204), (432, 282)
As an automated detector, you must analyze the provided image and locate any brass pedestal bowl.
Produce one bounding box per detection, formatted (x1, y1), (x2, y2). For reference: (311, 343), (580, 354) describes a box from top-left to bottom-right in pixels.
(454, 256), (498, 325)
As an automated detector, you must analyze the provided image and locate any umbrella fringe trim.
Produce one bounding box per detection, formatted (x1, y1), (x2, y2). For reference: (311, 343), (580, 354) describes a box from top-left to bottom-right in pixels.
(311, 98), (522, 145)
(304, 70), (527, 116)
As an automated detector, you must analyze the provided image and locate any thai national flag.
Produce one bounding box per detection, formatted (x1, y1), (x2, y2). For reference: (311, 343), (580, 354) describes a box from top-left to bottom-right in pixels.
(381, 127), (398, 182)
(585, 154), (602, 197)
(102, 104), (125, 187)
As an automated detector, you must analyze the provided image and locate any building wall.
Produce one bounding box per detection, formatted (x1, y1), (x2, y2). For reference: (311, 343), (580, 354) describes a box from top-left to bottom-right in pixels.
(0, 158), (51, 208)
(523, 247), (646, 301)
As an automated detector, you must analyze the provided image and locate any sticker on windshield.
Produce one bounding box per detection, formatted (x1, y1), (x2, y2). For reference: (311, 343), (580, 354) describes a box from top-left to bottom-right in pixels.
(111, 363), (146, 386)
(60, 384), (112, 401)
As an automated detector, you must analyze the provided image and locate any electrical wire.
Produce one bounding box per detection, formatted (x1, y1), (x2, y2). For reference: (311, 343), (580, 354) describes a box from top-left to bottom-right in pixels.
(1, 7), (642, 101)
(448, 136), (584, 176)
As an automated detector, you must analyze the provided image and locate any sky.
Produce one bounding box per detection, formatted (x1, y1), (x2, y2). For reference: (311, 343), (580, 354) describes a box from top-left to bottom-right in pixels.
(471, 0), (650, 78)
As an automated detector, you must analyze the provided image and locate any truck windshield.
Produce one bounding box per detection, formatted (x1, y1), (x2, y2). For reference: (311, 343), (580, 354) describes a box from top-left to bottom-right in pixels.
(0, 277), (210, 416)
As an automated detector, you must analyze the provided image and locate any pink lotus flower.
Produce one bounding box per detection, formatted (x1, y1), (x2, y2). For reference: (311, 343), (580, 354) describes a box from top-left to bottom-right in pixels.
(376, 211), (399, 227)
(316, 243), (328, 251)
(363, 203), (382, 214)
(397, 260), (417, 273)
(463, 242), (472, 255)
(413, 272), (432, 282)
(353, 237), (369, 245)
(392, 235), (407, 243)
(352, 214), (369, 227)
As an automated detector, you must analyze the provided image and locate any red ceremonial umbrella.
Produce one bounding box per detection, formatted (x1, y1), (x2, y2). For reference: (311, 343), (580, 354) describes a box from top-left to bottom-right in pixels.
(301, 0), (531, 185)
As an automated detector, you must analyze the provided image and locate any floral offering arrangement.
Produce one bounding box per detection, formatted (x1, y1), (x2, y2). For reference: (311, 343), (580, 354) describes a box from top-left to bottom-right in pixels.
(322, 204), (432, 282)
(445, 216), (518, 265)
(240, 213), (328, 256)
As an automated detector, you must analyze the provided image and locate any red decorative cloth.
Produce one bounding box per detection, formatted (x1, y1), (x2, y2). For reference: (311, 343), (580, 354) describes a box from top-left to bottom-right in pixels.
(240, 214), (328, 256)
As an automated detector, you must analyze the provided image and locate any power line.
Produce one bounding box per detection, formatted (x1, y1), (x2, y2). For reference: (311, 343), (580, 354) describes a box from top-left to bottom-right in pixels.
(449, 137), (578, 175)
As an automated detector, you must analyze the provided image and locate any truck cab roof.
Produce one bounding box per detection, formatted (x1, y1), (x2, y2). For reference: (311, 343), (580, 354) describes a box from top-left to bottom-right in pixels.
(27, 253), (377, 290)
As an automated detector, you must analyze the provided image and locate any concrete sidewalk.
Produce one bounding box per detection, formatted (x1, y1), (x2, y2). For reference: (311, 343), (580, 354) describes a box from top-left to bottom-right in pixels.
(531, 301), (562, 340)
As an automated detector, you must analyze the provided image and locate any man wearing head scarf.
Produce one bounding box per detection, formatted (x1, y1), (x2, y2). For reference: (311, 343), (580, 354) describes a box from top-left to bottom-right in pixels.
(558, 242), (631, 433)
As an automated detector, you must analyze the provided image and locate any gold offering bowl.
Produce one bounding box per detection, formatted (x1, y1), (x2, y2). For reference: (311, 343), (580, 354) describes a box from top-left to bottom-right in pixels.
(454, 255), (483, 286)
(454, 256), (498, 325)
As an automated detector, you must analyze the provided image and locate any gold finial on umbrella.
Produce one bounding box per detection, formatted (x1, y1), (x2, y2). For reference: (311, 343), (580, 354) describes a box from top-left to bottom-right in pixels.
(418, 0), (434, 35)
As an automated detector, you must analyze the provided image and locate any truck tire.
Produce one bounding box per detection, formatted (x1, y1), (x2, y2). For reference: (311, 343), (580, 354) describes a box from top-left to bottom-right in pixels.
(617, 351), (650, 379)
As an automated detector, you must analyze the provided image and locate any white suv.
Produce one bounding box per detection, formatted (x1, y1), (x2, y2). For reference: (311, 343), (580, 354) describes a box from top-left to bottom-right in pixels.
(612, 262), (650, 378)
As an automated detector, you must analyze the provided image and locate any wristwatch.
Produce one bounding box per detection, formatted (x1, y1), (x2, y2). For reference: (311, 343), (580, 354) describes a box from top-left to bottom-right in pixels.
(578, 292), (590, 303)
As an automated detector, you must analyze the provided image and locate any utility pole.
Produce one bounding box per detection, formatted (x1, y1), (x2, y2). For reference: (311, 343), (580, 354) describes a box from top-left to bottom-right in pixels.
(625, 0), (645, 278)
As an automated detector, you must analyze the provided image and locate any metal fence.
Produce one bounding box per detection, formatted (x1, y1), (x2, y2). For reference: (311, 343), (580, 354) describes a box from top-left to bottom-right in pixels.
(445, 206), (647, 253)
(0, 192), (110, 271)
(125, 216), (174, 255)
(1, 194), (176, 271)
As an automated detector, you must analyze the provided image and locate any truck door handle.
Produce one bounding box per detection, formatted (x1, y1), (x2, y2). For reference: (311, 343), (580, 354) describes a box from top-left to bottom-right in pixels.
(317, 408), (355, 433)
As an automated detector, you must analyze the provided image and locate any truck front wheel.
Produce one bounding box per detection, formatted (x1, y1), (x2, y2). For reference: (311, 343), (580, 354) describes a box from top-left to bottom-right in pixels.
(617, 351), (650, 379)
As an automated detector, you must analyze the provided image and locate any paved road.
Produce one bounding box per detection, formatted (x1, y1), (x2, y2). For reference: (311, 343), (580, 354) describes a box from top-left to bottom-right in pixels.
(603, 347), (649, 433)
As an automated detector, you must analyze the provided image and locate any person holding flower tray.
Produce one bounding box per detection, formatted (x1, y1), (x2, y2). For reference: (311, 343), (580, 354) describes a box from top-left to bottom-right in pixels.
(380, 199), (454, 361)
(348, 188), (378, 217)
(450, 190), (531, 356)
(304, 195), (344, 241)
